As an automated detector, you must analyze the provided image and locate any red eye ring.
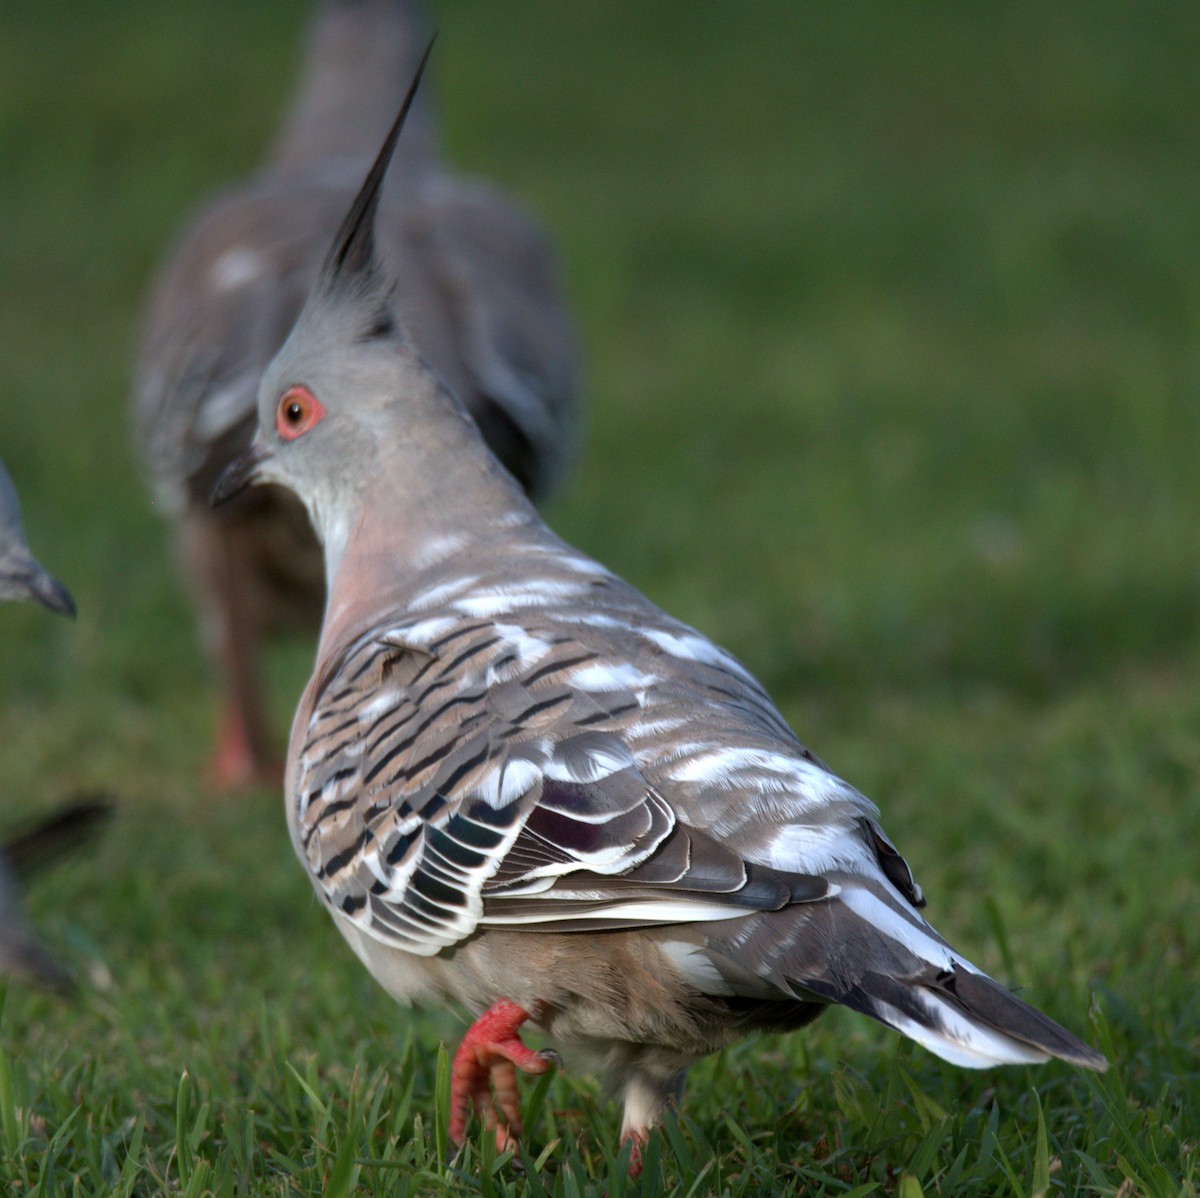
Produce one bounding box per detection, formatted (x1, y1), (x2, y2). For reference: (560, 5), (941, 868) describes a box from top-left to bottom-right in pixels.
(275, 386), (327, 441)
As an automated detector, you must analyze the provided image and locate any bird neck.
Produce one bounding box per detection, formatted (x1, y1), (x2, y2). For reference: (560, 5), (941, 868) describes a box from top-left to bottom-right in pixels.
(315, 421), (539, 658)
(269, 0), (438, 176)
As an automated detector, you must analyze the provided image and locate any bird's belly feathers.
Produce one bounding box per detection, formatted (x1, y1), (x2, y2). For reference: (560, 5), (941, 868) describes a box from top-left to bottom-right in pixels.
(329, 909), (444, 1007)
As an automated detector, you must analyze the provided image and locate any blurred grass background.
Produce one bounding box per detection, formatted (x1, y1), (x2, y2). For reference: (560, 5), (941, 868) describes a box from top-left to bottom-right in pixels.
(0, 1), (1197, 1193)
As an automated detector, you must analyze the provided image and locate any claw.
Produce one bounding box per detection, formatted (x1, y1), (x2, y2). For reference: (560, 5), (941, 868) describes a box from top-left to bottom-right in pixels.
(449, 998), (556, 1150)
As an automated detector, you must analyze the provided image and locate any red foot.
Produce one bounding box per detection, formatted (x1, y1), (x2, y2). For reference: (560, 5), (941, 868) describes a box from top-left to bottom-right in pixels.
(623, 1130), (647, 1178)
(209, 707), (283, 792)
(449, 999), (556, 1151)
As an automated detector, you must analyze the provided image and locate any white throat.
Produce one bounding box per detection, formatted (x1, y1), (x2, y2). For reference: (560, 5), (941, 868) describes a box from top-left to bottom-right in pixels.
(305, 493), (352, 593)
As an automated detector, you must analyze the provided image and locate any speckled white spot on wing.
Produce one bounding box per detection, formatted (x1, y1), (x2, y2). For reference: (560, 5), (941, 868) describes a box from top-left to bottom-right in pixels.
(209, 247), (264, 292)
(629, 714), (690, 736)
(385, 616), (459, 646)
(669, 746), (830, 789)
(641, 627), (756, 682)
(571, 661), (654, 692)
(492, 624), (554, 667)
(454, 579), (588, 618)
(759, 822), (869, 875)
(358, 691), (399, 720)
(556, 554), (613, 579)
(410, 534), (468, 569)
(574, 613), (625, 631)
(410, 575), (482, 611)
(494, 510), (530, 528)
(477, 755), (543, 809)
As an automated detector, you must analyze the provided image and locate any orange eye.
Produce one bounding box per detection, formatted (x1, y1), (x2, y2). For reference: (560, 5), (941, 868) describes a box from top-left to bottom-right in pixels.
(275, 386), (327, 441)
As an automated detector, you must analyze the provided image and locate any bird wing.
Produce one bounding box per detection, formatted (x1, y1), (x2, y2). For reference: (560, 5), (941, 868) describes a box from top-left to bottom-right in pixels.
(293, 613), (831, 957)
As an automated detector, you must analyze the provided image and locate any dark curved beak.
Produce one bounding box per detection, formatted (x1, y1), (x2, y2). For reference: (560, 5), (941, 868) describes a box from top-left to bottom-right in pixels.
(1, 553), (76, 617)
(28, 564), (76, 617)
(212, 442), (272, 507)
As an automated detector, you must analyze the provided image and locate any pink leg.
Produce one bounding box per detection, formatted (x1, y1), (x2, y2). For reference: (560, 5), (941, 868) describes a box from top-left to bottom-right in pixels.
(210, 699), (283, 791)
(622, 1129), (648, 1178)
(449, 999), (557, 1150)
(182, 513), (281, 791)
(619, 1068), (681, 1178)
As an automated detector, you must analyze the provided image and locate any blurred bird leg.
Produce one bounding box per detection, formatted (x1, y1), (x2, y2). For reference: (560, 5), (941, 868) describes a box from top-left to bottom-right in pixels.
(182, 512), (281, 788)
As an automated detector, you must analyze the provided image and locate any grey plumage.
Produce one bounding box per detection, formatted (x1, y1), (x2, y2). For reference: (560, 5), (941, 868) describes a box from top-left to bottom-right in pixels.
(216, 66), (1106, 1161)
(0, 456), (81, 989)
(136, 0), (578, 786)
(0, 458), (74, 617)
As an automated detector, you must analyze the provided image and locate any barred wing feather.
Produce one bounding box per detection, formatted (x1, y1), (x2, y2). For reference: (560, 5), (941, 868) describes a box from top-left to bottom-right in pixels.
(294, 621), (829, 956)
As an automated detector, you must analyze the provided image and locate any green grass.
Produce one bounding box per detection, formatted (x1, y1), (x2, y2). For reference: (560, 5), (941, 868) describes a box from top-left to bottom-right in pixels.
(1, 0), (1198, 1193)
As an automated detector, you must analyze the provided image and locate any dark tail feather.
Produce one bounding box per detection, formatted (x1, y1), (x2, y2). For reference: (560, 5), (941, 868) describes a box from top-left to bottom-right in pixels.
(2, 795), (111, 883)
(835, 963), (1108, 1072)
(776, 885), (1107, 1073)
(939, 965), (1107, 1070)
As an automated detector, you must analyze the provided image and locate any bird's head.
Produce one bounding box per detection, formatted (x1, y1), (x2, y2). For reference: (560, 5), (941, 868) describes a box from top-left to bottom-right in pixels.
(212, 39), (460, 547)
(0, 459), (76, 617)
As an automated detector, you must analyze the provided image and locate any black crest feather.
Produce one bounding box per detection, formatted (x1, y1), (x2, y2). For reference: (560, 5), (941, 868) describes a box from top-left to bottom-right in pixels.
(318, 34), (436, 297)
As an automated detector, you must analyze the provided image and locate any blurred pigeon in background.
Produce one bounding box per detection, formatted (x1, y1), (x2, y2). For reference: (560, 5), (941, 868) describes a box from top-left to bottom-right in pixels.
(0, 455), (104, 991)
(135, 0), (579, 789)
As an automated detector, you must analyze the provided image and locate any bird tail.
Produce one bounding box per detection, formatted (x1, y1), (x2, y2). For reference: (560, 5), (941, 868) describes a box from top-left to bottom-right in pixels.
(770, 879), (1107, 1072)
(834, 959), (1107, 1070)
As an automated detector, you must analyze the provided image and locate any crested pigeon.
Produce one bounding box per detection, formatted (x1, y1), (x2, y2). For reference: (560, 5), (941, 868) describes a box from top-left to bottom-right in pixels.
(135, 0), (578, 789)
(1, 454), (78, 989)
(214, 60), (1107, 1171)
